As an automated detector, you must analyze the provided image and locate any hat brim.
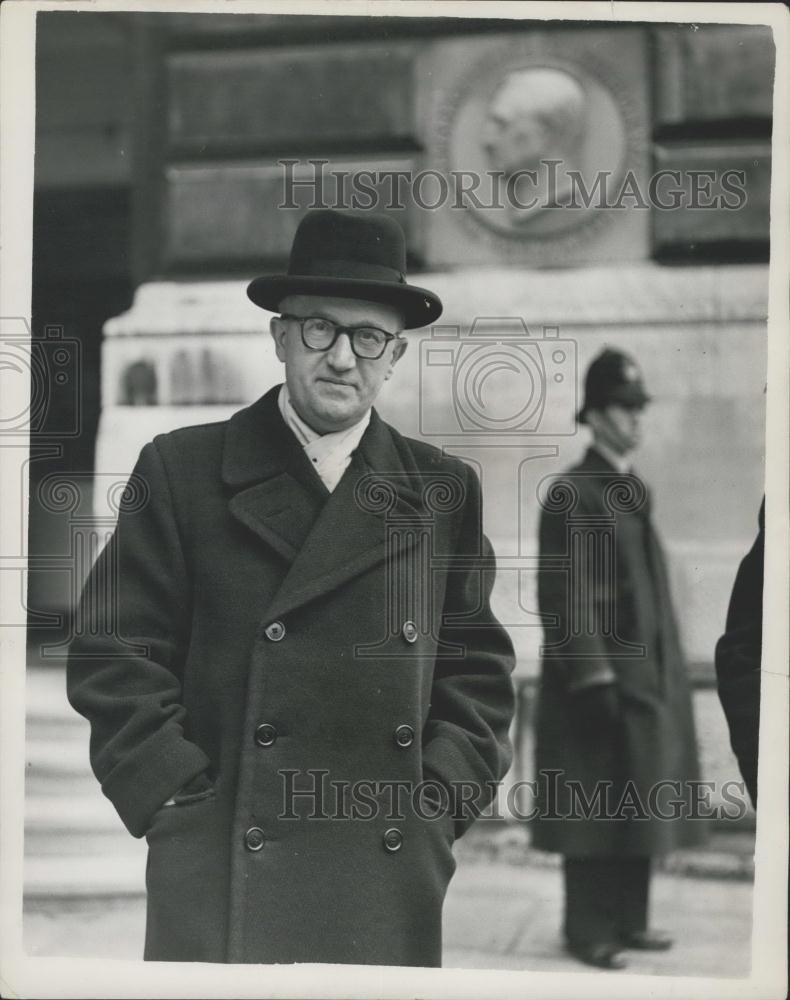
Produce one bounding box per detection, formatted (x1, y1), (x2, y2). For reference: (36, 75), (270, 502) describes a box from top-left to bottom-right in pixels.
(247, 275), (443, 329)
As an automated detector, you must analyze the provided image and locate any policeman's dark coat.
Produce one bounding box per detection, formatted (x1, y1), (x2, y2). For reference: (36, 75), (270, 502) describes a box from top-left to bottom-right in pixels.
(531, 447), (705, 856)
(67, 386), (515, 966)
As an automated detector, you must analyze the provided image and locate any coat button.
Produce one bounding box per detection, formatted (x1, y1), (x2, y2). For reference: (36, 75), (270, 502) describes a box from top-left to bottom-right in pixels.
(394, 724), (414, 748)
(255, 723), (277, 747)
(244, 827), (265, 852)
(264, 621), (285, 642)
(383, 828), (403, 853)
(402, 620), (418, 643)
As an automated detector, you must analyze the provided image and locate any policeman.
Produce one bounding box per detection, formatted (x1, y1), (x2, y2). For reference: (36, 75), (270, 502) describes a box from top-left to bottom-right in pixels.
(532, 348), (705, 969)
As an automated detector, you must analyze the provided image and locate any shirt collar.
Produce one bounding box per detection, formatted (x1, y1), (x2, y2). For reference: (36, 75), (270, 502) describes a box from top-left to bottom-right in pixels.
(592, 440), (632, 475)
(279, 382), (320, 447)
(277, 383), (371, 492)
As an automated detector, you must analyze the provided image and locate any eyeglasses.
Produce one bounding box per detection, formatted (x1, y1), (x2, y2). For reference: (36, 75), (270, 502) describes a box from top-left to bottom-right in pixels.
(281, 314), (400, 361)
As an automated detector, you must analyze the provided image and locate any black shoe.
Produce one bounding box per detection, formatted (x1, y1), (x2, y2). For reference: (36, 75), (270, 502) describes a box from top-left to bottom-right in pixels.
(620, 929), (674, 951)
(566, 941), (628, 970)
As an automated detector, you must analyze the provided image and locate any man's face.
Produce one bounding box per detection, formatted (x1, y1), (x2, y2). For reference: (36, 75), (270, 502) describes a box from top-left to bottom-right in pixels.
(589, 403), (644, 456)
(481, 69), (585, 180)
(482, 107), (547, 177)
(270, 295), (406, 434)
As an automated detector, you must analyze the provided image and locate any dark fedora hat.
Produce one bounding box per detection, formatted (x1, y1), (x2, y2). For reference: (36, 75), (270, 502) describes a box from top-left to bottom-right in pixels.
(577, 348), (652, 424)
(247, 209), (443, 329)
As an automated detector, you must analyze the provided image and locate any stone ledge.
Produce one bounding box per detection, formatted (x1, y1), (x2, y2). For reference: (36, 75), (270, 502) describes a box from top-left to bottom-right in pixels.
(103, 263), (768, 339)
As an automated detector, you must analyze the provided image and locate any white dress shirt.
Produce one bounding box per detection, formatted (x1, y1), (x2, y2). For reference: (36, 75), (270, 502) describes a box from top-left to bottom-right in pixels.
(278, 383), (371, 493)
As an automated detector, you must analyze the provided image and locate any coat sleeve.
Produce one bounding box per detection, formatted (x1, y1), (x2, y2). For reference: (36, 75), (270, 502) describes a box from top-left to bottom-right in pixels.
(537, 476), (618, 692)
(420, 463), (516, 837)
(66, 439), (211, 838)
(714, 498), (764, 805)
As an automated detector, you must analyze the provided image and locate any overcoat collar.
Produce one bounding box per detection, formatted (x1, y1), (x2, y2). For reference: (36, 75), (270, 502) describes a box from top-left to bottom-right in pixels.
(222, 385), (430, 621)
(581, 445), (627, 476)
(222, 385), (323, 490)
(578, 446), (652, 520)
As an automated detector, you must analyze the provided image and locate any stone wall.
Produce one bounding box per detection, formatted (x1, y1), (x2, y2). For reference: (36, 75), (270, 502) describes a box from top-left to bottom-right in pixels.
(127, 18), (772, 276)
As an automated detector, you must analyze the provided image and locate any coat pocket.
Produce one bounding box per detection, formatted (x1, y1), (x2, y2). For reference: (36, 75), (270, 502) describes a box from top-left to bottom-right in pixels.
(144, 791), (228, 962)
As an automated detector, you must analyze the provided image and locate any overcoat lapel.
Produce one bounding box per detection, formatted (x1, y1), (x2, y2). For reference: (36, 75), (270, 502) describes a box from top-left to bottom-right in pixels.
(223, 387), (428, 622)
(223, 387), (328, 563)
(228, 477), (324, 563)
(266, 410), (428, 622)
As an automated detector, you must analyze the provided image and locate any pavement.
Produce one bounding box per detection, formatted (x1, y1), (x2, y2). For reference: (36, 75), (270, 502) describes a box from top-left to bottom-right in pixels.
(24, 840), (753, 978)
(442, 853), (752, 976)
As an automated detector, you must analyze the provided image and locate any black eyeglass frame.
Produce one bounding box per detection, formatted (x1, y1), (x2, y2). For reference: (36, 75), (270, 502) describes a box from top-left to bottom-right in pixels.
(280, 313), (401, 360)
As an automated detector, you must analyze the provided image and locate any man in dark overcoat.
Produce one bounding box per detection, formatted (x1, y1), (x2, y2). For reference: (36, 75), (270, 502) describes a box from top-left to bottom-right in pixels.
(67, 209), (516, 966)
(531, 348), (704, 970)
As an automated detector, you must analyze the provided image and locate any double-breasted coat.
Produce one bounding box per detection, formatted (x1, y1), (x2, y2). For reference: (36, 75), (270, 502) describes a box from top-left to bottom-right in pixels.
(67, 385), (515, 966)
(531, 447), (705, 857)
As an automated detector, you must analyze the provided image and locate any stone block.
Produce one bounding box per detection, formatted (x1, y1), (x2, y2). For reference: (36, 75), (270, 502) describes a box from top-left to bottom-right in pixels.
(166, 43), (418, 153)
(101, 331), (278, 408)
(654, 25), (775, 125)
(35, 17), (132, 188)
(405, 263), (768, 326)
(653, 142), (771, 248)
(161, 157), (420, 270)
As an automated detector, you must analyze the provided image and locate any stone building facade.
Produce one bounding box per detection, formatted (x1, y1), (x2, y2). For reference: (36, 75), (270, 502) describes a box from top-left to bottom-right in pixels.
(26, 11), (773, 894)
